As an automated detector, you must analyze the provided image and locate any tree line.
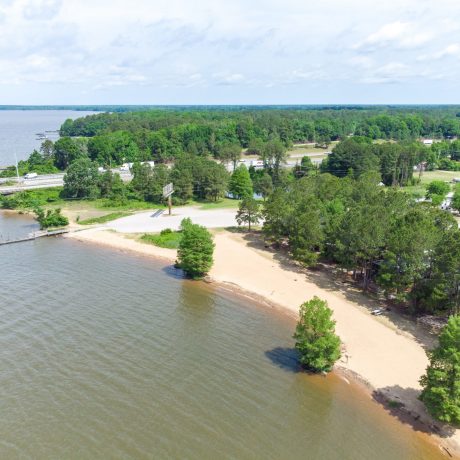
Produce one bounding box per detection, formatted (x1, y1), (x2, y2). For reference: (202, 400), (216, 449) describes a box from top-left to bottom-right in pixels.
(54, 107), (460, 167)
(262, 172), (460, 316)
(3, 108), (460, 183)
(59, 156), (231, 205)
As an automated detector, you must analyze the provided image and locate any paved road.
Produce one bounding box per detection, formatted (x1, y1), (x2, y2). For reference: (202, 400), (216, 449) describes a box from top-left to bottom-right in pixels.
(0, 150), (329, 194)
(0, 170), (132, 194)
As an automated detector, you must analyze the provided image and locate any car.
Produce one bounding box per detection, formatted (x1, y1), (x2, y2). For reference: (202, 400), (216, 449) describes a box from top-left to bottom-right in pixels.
(24, 172), (38, 179)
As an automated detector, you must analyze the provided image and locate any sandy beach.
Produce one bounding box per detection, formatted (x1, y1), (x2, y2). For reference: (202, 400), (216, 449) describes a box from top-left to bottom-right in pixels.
(66, 226), (460, 456)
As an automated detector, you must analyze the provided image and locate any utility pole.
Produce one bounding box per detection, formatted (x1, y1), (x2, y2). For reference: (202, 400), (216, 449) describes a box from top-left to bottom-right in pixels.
(14, 152), (20, 184)
(419, 162), (424, 181)
(168, 194), (172, 216)
(163, 183), (174, 216)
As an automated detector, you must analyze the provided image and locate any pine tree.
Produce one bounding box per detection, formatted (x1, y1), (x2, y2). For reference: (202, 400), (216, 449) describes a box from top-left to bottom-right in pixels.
(419, 315), (460, 425)
(236, 197), (262, 231)
(293, 297), (341, 372)
(229, 164), (253, 199)
(177, 218), (215, 278)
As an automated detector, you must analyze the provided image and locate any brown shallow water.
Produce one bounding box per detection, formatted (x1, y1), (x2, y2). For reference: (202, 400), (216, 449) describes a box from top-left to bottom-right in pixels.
(0, 212), (448, 459)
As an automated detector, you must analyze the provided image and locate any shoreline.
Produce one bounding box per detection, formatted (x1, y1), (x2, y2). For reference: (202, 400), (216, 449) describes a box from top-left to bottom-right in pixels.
(66, 227), (459, 457)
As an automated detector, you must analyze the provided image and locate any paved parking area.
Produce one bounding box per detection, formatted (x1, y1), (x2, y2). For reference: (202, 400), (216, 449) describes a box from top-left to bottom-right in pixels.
(106, 206), (238, 233)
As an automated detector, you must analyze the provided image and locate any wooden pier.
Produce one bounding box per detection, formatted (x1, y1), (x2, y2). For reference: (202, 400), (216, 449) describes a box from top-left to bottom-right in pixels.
(0, 229), (69, 246)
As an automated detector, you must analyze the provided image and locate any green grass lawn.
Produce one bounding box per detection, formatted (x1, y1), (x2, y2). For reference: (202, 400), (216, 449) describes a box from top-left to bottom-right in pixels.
(193, 198), (240, 210)
(78, 212), (131, 225)
(140, 230), (182, 249)
(401, 170), (459, 198)
(419, 170), (460, 184)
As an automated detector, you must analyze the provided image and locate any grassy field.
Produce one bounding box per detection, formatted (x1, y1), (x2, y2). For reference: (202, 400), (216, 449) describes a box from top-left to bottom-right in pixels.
(78, 212), (132, 225)
(193, 198), (240, 210)
(402, 170), (459, 198)
(140, 230), (182, 249)
(419, 170), (460, 184)
(286, 142), (337, 159)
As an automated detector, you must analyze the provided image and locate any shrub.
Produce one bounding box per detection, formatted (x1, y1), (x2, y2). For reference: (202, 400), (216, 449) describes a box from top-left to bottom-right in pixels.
(34, 207), (69, 229)
(426, 180), (450, 198)
(141, 230), (183, 249)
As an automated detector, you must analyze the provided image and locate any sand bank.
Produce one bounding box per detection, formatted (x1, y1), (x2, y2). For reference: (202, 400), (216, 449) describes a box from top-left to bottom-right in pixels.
(66, 227), (460, 456)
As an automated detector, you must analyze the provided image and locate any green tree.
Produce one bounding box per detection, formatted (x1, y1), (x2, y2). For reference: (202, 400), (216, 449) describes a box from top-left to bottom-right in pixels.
(88, 135), (114, 165)
(62, 157), (100, 198)
(293, 296), (341, 372)
(378, 207), (441, 304)
(146, 164), (170, 202)
(327, 137), (379, 179)
(452, 184), (460, 212)
(170, 163), (194, 204)
(261, 139), (287, 183)
(294, 155), (315, 178)
(262, 188), (291, 246)
(130, 162), (152, 199)
(426, 180), (450, 198)
(236, 197), (262, 231)
(177, 218), (215, 278)
(417, 227), (460, 315)
(218, 143), (241, 170)
(198, 162), (229, 202)
(98, 170), (126, 201)
(419, 315), (460, 425)
(54, 137), (86, 170)
(40, 139), (55, 160)
(229, 164), (253, 199)
(253, 171), (273, 200)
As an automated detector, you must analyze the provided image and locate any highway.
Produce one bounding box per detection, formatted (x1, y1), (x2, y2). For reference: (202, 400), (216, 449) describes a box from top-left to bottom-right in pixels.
(0, 170), (132, 195)
(0, 151), (329, 195)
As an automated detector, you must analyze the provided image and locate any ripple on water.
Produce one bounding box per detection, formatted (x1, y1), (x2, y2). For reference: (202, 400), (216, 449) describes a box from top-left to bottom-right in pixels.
(0, 231), (446, 459)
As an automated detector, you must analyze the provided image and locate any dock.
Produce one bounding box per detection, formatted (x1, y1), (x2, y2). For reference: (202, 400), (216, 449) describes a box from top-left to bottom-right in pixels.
(0, 229), (69, 246)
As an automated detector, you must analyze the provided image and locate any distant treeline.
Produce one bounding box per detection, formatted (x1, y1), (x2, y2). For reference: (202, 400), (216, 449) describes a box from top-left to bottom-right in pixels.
(55, 108), (460, 166)
(61, 108), (460, 141)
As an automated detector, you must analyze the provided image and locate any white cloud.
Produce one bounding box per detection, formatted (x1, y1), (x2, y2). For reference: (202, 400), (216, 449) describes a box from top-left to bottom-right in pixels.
(212, 72), (246, 85)
(435, 43), (460, 58)
(0, 0), (459, 103)
(355, 21), (433, 50)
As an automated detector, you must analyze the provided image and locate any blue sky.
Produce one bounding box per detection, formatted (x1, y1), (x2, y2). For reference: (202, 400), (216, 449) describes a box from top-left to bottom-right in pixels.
(1, 0), (459, 104)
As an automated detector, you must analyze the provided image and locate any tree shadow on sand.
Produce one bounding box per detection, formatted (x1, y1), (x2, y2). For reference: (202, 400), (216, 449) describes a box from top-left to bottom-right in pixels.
(234, 230), (438, 352)
(265, 347), (302, 373)
(372, 385), (456, 438)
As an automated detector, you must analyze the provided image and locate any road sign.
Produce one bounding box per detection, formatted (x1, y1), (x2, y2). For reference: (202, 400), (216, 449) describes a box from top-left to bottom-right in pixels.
(163, 182), (174, 198)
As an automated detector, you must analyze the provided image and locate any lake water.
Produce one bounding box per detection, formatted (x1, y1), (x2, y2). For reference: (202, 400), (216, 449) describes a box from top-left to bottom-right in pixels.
(0, 110), (97, 166)
(0, 212), (446, 459)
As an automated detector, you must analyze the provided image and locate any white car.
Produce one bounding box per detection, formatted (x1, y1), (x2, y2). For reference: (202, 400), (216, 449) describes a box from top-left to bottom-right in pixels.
(24, 172), (38, 179)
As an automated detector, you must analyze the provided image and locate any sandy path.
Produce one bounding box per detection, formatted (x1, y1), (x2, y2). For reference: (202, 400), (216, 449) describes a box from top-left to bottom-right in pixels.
(66, 227), (460, 454)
